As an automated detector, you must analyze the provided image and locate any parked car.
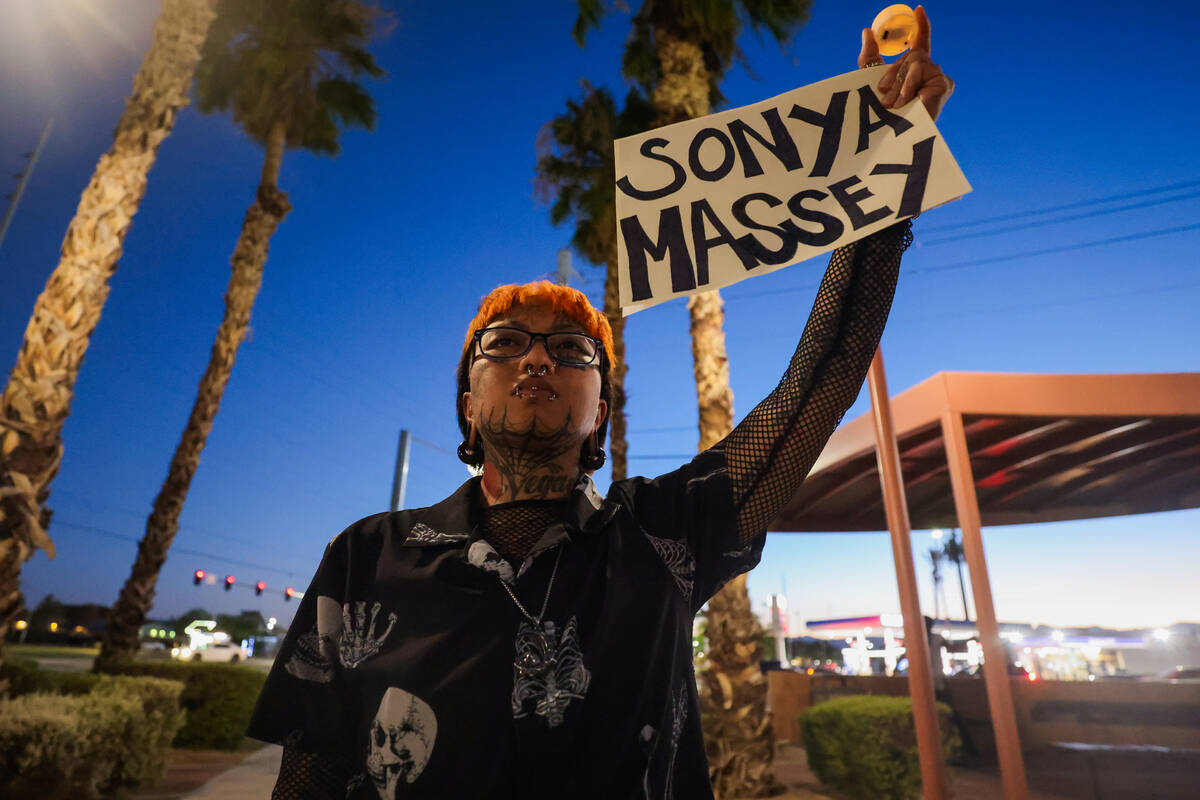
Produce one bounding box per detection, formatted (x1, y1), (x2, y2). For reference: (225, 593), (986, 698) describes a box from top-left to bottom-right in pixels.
(951, 662), (1036, 681)
(1144, 667), (1200, 684)
(171, 640), (250, 663)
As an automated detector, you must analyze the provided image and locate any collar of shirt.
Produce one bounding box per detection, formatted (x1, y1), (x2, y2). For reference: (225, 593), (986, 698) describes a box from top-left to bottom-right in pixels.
(398, 474), (619, 579)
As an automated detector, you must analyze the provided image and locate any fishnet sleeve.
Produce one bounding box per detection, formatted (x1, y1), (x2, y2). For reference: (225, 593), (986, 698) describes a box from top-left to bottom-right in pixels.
(725, 220), (911, 544)
(272, 743), (352, 799)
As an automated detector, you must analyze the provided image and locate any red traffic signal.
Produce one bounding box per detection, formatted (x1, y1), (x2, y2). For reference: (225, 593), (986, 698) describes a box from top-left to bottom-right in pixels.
(224, 575), (235, 591)
(193, 569), (206, 586)
(255, 581), (266, 596)
(284, 587), (296, 601)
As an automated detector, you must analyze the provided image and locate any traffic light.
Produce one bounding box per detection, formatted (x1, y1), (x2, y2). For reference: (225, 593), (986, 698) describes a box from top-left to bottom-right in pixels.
(285, 587), (296, 601)
(224, 575), (235, 591)
(255, 581), (265, 596)
(193, 569), (205, 586)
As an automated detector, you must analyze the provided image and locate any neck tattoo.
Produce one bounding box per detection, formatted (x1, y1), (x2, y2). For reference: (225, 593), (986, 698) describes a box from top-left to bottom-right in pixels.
(478, 406), (582, 503)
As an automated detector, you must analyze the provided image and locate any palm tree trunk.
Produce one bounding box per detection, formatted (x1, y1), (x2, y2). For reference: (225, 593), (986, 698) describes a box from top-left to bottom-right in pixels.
(956, 558), (970, 622)
(0, 0), (217, 674)
(701, 572), (775, 798)
(602, 254), (628, 481)
(651, 28), (776, 799)
(96, 121), (291, 669)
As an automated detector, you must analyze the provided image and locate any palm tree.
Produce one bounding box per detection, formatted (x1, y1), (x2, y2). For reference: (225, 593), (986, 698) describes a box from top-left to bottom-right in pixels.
(928, 546), (944, 620)
(575, 2), (812, 795)
(942, 531), (971, 622)
(535, 84), (655, 482)
(96, 0), (384, 669)
(0, 0), (218, 674)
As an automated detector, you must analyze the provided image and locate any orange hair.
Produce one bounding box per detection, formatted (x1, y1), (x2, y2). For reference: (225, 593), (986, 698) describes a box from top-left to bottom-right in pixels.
(461, 281), (614, 370)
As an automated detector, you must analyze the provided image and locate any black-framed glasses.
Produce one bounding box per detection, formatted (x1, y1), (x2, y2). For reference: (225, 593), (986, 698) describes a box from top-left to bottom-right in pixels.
(473, 326), (602, 367)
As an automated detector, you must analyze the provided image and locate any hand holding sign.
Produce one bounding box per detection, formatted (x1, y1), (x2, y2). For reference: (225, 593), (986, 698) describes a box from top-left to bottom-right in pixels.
(615, 6), (969, 314)
(863, 5), (953, 121)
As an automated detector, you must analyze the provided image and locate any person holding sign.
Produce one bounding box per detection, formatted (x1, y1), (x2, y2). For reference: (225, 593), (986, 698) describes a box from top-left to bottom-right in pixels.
(248, 10), (952, 800)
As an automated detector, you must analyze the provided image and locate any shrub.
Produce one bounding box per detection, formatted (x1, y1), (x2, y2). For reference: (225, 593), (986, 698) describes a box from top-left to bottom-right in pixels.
(91, 676), (186, 793)
(800, 694), (961, 800)
(1, 656), (100, 697)
(0, 693), (103, 798)
(101, 661), (266, 750)
(0, 677), (183, 800)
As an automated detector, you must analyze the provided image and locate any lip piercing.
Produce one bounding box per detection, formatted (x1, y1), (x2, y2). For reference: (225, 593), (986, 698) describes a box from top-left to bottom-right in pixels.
(513, 386), (557, 400)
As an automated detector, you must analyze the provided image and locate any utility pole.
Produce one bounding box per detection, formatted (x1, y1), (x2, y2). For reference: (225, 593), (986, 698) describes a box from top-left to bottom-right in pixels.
(555, 248), (584, 286)
(0, 118), (53, 254)
(390, 429), (412, 512)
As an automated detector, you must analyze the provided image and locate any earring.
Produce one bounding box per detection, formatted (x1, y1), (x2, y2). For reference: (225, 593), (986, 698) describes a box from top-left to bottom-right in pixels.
(457, 423), (480, 465)
(579, 432), (606, 470)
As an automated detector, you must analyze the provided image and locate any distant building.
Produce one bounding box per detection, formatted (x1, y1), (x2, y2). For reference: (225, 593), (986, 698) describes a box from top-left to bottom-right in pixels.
(799, 614), (1200, 680)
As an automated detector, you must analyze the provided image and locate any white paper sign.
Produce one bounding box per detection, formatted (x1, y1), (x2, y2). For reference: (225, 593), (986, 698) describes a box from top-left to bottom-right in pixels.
(615, 66), (971, 314)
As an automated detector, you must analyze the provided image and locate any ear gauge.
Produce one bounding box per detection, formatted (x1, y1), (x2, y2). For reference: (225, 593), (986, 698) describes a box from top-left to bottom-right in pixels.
(457, 423), (481, 465)
(579, 432), (606, 471)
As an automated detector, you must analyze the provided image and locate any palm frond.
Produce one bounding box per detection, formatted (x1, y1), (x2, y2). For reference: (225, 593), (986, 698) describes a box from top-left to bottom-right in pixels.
(194, 0), (385, 157)
(573, 0), (607, 46)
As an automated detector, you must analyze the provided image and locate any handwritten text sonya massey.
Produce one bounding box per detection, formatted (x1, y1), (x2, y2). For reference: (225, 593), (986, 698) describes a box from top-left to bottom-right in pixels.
(613, 69), (970, 312)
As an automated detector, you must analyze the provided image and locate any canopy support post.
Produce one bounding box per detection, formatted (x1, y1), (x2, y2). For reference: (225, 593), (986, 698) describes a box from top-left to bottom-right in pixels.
(940, 409), (1029, 800)
(866, 349), (948, 800)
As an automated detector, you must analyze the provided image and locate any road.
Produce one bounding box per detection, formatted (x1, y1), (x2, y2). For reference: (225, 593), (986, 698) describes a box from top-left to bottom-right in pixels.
(8, 644), (275, 673)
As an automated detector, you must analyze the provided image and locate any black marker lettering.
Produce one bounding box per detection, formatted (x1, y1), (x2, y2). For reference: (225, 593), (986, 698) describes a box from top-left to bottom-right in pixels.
(788, 90), (849, 178)
(687, 128), (736, 182)
(616, 138), (687, 201)
(870, 135), (936, 218)
(727, 108), (803, 178)
(785, 189), (845, 246)
(828, 175), (893, 230)
(855, 85), (914, 153)
(620, 207), (694, 301)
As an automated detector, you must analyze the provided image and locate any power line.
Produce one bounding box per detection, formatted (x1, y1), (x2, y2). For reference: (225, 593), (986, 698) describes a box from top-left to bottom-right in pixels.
(890, 279), (1200, 325)
(910, 223), (1200, 277)
(919, 190), (1200, 247)
(720, 220), (1200, 306)
(721, 180), (1200, 303)
(628, 425), (695, 434)
(51, 519), (303, 578)
(918, 178), (1200, 234)
(410, 435), (458, 459)
(627, 454), (696, 460)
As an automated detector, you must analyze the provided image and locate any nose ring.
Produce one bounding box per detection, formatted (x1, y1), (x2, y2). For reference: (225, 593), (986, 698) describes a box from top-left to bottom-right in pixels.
(526, 364), (548, 377)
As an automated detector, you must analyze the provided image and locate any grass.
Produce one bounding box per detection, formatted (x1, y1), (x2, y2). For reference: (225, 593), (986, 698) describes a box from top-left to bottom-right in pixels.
(6, 643), (100, 659)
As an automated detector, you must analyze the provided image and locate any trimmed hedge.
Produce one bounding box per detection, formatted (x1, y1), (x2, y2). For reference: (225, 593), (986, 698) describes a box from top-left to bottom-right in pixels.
(800, 694), (961, 800)
(0, 676), (184, 799)
(101, 661), (267, 750)
(1, 655), (101, 697)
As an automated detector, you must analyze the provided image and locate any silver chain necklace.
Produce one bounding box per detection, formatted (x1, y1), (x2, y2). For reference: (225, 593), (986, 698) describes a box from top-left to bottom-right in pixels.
(498, 547), (562, 624)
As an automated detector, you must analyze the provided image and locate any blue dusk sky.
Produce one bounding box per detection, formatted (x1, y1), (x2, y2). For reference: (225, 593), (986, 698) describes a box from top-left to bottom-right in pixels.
(1, 1), (1196, 635)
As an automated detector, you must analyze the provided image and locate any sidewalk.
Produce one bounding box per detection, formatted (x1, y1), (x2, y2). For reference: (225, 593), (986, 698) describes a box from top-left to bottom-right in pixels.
(144, 741), (1070, 800)
(132, 742), (278, 800)
(180, 744), (281, 799)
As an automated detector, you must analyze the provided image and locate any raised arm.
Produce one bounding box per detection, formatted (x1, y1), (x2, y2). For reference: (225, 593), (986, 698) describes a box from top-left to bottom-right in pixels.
(725, 7), (951, 542)
(724, 220), (910, 543)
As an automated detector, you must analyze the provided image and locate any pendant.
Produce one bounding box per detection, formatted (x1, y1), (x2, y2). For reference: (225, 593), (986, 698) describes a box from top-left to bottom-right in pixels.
(511, 616), (591, 728)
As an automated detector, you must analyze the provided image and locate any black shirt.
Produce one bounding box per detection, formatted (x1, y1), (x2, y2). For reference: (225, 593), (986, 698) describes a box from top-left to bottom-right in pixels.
(248, 448), (758, 799)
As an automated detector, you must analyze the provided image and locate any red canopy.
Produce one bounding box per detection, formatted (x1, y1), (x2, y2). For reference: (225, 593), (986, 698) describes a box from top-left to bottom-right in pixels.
(771, 372), (1200, 532)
